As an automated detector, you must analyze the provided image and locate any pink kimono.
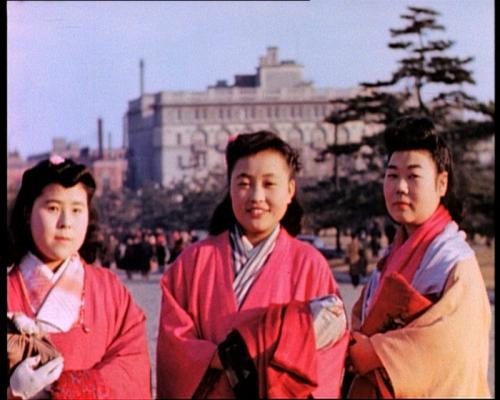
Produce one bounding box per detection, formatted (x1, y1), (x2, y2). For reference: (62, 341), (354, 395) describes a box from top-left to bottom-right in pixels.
(157, 228), (349, 398)
(7, 261), (151, 399)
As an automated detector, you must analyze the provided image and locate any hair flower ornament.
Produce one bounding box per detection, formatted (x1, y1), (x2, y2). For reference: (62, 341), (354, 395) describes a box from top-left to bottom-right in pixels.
(227, 133), (240, 144)
(49, 154), (65, 165)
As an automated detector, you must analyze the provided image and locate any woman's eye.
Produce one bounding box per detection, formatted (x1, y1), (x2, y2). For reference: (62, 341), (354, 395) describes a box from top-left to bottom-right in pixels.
(47, 205), (59, 212)
(237, 181), (250, 187)
(73, 208), (83, 214)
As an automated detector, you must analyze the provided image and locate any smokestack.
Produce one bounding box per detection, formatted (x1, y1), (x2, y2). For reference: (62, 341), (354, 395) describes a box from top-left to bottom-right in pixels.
(108, 132), (112, 152)
(98, 118), (103, 159)
(140, 59), (144, 96)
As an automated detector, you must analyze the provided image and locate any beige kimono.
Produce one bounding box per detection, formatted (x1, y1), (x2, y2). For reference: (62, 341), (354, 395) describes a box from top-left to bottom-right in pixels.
(367, 257), (491, 398)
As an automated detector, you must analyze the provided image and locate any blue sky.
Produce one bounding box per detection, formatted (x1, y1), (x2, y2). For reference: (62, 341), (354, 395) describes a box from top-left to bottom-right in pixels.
(8, 0), (494, 159)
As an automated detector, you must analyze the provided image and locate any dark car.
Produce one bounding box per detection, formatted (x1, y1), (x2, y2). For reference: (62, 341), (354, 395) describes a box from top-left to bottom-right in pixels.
(297, 234), (345, 260)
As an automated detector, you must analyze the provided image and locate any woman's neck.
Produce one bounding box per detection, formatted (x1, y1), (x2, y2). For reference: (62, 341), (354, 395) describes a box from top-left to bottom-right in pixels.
(31, 250), (66, 272)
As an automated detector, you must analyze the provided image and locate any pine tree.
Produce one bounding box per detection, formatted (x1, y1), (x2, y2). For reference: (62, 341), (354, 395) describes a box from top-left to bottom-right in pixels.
(307, 5), (494, 238)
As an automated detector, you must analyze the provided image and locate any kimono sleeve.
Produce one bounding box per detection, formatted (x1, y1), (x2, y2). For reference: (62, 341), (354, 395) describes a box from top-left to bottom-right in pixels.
(52, 275), (151, 399)
(301, 253), (350, 398)
(369, 258), (491, 398)
(156, 262), (219, 399)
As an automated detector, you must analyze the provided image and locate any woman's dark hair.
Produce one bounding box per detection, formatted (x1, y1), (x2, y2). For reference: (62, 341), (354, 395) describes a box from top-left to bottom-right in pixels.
(7, 157), (100, 266)
(209, 130), (303, 236)
(384, 115), (463, 223)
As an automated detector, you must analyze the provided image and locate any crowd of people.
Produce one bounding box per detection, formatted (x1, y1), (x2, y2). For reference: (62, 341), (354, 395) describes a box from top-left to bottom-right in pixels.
(6, 117), (491, 399)
(94, 228), (200, 279)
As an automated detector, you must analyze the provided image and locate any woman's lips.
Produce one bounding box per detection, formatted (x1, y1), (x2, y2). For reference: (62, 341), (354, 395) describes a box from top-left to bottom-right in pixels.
(54, 236), (71, 241)
(393, 201), (410, 209)
(247, 208), (267, 218)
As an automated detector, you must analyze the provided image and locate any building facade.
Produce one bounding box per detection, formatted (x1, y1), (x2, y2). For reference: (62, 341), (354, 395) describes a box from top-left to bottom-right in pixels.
(8, 130), (128, 198)
(125, 47), (374, 188)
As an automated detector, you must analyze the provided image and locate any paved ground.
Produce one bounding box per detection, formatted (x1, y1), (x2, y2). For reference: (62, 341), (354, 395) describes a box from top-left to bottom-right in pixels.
(117, 267), (495, 398)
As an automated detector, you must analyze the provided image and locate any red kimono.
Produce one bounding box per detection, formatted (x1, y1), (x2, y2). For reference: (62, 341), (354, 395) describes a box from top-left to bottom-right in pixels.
(7, 260), (151, 399)
(157, 228), (349, 398)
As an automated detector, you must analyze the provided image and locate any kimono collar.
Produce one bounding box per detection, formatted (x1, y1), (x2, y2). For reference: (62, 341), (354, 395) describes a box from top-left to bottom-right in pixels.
(230, 224), (280, 308)
(368, 205), (451, 314)
(19, 252), (84, 333)
(20, 252), (70, 286)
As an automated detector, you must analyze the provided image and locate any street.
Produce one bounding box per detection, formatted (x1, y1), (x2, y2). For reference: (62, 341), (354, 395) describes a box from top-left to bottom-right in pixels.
(118, 268), (495, 398)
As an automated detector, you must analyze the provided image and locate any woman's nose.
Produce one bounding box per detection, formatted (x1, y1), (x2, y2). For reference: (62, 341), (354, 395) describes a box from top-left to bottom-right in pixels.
(396, 178), (409, 194)
(249, 184), (265, 202)
(57, 210), (72, 228)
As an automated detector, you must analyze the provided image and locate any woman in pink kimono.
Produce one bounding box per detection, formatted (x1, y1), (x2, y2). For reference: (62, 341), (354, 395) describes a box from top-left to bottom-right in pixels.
(157, 131), (349, 398)
(344, 116), (491, 398)
(7, 157), (151, 399)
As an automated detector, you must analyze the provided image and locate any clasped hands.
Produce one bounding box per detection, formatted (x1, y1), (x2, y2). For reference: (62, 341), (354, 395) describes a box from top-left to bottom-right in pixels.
(8, 312), (64, 400)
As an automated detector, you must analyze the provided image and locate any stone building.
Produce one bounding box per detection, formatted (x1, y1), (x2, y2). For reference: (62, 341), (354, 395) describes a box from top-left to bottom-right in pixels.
(7, 119), (128, 198)
(125, 47), (374, 189)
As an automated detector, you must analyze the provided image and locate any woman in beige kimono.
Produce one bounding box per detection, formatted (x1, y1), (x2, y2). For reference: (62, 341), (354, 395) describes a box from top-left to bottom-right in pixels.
(344, 115), (491, 398)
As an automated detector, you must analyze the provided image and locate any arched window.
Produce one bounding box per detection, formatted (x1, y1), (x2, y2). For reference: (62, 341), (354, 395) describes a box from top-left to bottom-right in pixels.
(311, 129), (326, 150)
(288, 129), (303, 148)
(215, 130), (230, 152)
(338, 126), (350, 144)
(192, 131), (207, 148)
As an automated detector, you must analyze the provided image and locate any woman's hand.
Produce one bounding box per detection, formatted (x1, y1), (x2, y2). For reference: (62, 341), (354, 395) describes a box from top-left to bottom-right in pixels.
(348, 331), (382, 375)
(10, 356), (64, 399)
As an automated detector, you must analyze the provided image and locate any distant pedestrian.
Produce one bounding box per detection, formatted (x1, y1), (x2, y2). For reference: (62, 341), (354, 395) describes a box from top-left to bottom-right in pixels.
(96, 231), (116, 269)
(347, 232), (362, 287)
(155, 234), (170, 274)
(114, 238), (127, 271)
(137, 233), (153, 280)
(122, 235), (137, 280)
(369, 222), (382, 259)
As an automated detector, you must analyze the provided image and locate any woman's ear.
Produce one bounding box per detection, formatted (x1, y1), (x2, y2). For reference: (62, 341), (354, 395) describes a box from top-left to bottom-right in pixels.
(437, 171), (448, 197)
(287, 179), (296, 204)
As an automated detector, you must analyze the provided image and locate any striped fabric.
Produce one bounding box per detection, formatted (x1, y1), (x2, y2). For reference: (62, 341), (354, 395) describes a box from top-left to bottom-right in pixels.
(230, 224), (280, 308)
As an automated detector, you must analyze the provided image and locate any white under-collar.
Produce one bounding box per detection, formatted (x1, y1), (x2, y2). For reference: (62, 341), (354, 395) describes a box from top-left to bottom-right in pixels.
(18, 252), (84, 333)
(19, 252), (71, 285)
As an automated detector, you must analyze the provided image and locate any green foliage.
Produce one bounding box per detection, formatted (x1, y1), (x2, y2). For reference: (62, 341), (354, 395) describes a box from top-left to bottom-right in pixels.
(95, 169), (226, 233)
(459, 166), (495, 237)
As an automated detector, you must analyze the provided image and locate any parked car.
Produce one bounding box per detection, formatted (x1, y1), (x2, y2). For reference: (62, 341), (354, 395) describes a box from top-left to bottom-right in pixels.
(297, 234), (345, 260)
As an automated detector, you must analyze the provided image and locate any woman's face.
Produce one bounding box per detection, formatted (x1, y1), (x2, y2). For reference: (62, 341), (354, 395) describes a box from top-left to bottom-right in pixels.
(230, 149), (295, 245)
(383, 149), (448, 236)
(30, 183), (89, 270)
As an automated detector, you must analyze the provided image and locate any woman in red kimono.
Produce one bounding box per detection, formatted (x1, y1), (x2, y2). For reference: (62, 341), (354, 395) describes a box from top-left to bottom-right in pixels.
(7, 156), (151, 399)
(344, 116), (491, 398)
(157, 130), (349, 399)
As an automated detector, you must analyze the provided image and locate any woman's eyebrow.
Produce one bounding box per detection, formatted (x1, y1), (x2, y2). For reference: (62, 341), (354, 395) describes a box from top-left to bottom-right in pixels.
(386, 163), (423, 170)
(43, 198), (86, 205)
(235, 172), (251, 179)
(235, 172), (277, 178)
